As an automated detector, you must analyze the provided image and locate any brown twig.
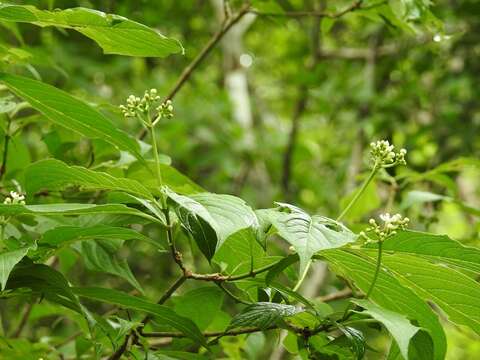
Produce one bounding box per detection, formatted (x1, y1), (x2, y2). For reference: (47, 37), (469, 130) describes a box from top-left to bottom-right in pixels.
(138, 3), (251, 140)
(142, 325), (278, 338)
(250, 0), (365, 18)
(12, 302), (33, 338)
(281, 6), (323, 197)
(318, 287), (353, 302)
(109, 276), (186, 360)
(0, 117), (11, 180)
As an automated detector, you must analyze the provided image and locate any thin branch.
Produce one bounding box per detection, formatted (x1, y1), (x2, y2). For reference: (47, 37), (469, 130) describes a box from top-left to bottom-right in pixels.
(282, 4), (323, 198)
(0, 117), (11, 180)
(250, 0), (366, 18)
(109, 276), (186, 360)
(215, 282), (250, 304)
(184, 259), (282, 282)
(318, 287), (352, 302)
(138, 3), (251, 140)
(142, 325), (278, 338)
(11, 302), (33, 338)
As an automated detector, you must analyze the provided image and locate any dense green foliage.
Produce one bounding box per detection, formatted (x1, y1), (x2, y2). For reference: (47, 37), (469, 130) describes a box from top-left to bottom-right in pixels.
(0, 0), (479, 359)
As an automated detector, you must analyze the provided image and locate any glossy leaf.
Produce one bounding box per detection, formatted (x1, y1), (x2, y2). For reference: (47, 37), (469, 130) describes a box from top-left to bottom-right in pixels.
(0, 5), (183, 57)
(25, 159), (153, 200)
(0, 73), (142, 159)
(228, 302), (303, 330)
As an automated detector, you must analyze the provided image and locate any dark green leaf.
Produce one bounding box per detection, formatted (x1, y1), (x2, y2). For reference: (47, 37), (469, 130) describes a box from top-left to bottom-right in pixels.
(78, 240), (143, 293)
(0, 246), (30, 290)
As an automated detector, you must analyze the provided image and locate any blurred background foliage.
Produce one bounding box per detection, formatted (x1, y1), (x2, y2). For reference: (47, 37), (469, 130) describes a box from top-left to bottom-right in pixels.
(1, 0), (479, 358)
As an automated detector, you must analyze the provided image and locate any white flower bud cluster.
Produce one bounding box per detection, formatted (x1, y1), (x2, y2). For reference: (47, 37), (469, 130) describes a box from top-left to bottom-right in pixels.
(361, 212), (409, 242)
(3, 191), (25, 205)
(119, 89), (161, 118)
(370, 140), (407, 168)
(156, 99), (174, 120)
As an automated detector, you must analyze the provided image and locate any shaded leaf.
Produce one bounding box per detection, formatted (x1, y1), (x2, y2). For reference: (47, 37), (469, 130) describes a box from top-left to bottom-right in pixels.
(78, 240), (143, 293)
(173, 286), (224, 331)
(7, 260), (84, 314)
(0, 246), (30, 290)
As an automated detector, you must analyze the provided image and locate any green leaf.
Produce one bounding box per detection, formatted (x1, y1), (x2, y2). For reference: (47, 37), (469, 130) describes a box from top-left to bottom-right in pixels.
(323, 249), (446, 360)
(0, 5), (183, 57)
(167, 190), (258, 260)
(155, 350), (208, 360)
(401, 191), (447, 209)
(228, 302), (303, 330)
(173, 286), (224, 331)
(0, 203), (160, 223)
(352, 299), (426, 360)
(127, 161), (204, 195)
(25, 159), (153, 200)
(366, 252), (480, 336)
(268, 203), (357, 275)
(0, 73), (142, 159)
(72, 287), (206, 346)
(373, 230), (480, 274)
(77, 240), (143, 293)
(7, 260), (84, 314)
(337, 325), (365, 360)
(0, 246), (30, 290)
(41, 225), (160, 249)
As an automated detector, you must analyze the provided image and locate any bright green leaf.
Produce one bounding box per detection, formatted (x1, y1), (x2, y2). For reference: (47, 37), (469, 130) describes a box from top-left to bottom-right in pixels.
(0, 73), (142, 159)
(25, 159), (153, 200)
(269, 203), (357, 275)
(0, 4), (183, 57)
